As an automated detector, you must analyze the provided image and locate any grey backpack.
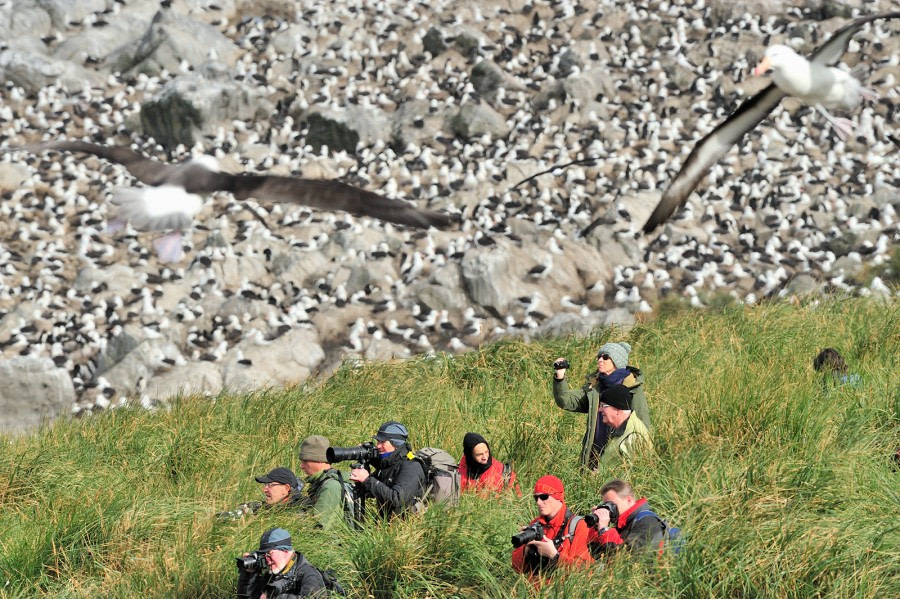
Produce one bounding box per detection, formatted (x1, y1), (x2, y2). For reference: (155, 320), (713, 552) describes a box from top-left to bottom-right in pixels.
(413, 447), (461, 510)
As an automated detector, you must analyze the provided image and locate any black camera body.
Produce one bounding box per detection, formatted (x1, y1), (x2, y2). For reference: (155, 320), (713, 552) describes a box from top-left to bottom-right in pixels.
(326, 442), (379, 467)
(553, 359), (570, 370)
(584, 500), (619, 528)
(236, 550), (267, 572)
(511, 522), (546, 547)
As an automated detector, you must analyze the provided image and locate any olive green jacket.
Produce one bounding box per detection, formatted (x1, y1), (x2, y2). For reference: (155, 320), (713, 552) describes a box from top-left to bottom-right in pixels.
(553, 367), (651, 468)
(596, 413), (652, 468)
(303, 469), (344, 529)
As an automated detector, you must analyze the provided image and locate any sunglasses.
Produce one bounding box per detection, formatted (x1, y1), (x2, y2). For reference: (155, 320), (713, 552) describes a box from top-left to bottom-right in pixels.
(533, 493), (552, 501)
(597, 353), (611, 361)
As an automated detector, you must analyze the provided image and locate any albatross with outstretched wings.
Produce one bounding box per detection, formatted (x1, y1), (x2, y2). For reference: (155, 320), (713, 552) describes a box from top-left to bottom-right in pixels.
(20, 140), (454, 261)
(642, 11), (900, 234)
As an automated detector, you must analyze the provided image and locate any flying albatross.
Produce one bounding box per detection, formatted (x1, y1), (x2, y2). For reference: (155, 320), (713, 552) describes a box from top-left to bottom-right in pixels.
(642, 11), (900, 234)
(19, 140), (455, 261)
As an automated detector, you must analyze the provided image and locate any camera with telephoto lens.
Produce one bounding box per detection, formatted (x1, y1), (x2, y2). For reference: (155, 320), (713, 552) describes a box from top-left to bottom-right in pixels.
(511, 522), (546, 547)
(236, 550), (267, 572)
(584, 500), (619, 528)
(553, 359), (570, 370)
(216, 501), (262, 520)
(326, 442), (379, 466)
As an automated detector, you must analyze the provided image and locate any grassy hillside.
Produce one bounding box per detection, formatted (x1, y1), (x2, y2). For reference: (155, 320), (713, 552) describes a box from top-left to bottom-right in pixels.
(1, 297), (898, 598)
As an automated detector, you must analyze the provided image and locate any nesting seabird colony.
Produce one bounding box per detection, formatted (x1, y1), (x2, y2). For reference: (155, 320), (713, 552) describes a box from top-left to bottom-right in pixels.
(0, 0), (897, 416)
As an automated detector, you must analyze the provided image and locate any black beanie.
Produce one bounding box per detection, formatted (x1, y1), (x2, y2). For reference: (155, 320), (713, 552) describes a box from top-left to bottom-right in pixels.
(601, 384), (632, 411)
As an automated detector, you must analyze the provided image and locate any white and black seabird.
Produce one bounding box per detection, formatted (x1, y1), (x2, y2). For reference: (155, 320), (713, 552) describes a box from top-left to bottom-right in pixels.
(20, 140), (455, 261)
(753, 44), (878, 139)
(642, 11), (900, 234)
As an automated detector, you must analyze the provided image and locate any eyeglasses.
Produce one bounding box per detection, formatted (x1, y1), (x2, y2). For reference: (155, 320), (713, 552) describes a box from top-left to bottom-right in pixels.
(263, 482), (289, 488)
(533, 493), (552, 501)
(597, 353), (611, 361)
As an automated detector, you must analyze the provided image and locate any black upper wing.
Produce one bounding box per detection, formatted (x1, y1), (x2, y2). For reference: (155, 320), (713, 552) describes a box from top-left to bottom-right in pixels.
(229, 175), (453, 230)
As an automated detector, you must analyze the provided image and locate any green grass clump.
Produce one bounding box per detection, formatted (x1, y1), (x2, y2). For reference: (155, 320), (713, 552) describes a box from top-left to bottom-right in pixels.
(1, 297), (898, 598)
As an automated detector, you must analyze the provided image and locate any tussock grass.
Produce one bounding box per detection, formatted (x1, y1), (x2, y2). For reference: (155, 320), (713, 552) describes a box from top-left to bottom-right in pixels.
(1, 297), (897, 598)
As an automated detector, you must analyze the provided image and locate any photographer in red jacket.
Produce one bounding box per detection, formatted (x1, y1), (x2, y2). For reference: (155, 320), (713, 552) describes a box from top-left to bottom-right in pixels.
(587, 479), (666, 557)
(511, 475), (593, 577)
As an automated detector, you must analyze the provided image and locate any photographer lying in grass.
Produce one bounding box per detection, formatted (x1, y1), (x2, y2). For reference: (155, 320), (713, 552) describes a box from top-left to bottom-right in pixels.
(218, 467), (304, 520)
(236, 528), (326, 598)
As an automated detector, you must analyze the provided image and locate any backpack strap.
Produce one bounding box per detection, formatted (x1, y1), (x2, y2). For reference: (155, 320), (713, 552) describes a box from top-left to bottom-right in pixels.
(552, 510), (583, 548)
(632, 509), (668, 531)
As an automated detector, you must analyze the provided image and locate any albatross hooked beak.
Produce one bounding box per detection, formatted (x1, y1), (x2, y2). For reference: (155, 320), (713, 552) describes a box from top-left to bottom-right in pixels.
(753, 56), (772, 77)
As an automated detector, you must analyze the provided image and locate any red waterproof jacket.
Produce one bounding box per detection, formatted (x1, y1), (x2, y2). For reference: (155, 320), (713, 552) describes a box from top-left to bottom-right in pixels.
(511, 502), (594, 575)
(459, 456), (521, 495)
(586, 498), (666, 556)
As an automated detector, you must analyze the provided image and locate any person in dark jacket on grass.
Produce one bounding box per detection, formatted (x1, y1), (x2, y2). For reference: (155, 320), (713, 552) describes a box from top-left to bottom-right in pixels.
(236, 527), (326, 598)
(349, 421), (424, 518)
(813, 348), (861, 391)
(586, 479), (666, 557)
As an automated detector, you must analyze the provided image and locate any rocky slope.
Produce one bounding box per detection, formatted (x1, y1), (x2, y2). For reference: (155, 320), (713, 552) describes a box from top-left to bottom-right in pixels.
(0, 0), (897, 431)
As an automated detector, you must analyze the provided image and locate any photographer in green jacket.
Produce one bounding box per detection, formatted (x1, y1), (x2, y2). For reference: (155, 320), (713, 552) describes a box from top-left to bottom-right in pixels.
(553, 342), (652, 469)
(297, 435), (346, 530)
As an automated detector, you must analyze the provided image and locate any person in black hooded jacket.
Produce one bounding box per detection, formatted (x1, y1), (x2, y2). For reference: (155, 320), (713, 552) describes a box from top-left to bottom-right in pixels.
(349, 421), (424, 518)
(458, 432), (520, 495)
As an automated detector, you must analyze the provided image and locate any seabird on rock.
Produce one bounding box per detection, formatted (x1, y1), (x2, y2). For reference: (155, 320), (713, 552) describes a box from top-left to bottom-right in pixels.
(642, 12), (900, 234)
(19, 140), (455, 261)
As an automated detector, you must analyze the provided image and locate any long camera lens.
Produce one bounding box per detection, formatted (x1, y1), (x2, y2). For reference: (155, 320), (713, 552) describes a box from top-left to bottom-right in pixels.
(326, 443), (378, 464)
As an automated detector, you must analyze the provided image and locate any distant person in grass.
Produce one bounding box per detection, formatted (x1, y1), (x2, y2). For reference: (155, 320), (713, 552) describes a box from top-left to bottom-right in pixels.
(553, 341), (652, 469)
(349, 421), (425, 518)
(458, 432), (521, 495)
(236, 527), (326, 598)
(217, 467), (304, 519)
(256, 467), (305, 509)
(586, 479), (668, 558)
(512, 475), (593, 577)
(813, 348), (861, 391)
(296, 435), (345, 529)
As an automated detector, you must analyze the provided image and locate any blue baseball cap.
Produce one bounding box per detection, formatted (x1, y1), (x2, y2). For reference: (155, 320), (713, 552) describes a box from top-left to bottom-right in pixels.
(259, 527), (293, 551)
(373, 421), (409, 444)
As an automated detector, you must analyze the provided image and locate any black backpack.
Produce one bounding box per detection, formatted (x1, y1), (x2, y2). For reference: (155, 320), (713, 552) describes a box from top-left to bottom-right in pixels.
(315, 566), (347, 596)
(631, 510), (684, 554)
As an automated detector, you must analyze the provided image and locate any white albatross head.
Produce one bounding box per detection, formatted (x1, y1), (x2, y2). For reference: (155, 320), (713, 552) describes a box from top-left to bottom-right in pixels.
(753, 44), (804, 76)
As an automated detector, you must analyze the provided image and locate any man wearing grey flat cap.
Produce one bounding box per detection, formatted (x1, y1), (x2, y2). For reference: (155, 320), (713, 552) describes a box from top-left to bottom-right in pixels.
(349, 421), (425, 518)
